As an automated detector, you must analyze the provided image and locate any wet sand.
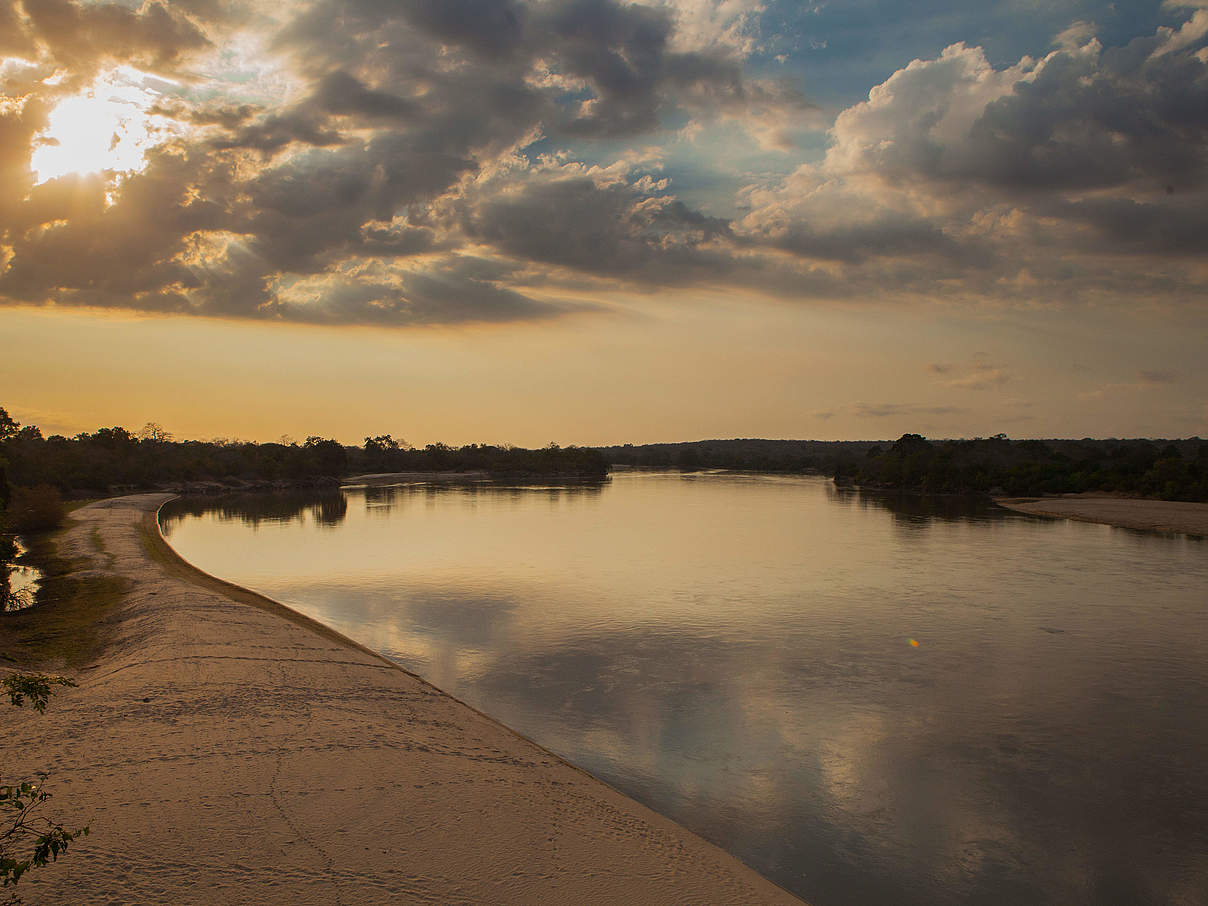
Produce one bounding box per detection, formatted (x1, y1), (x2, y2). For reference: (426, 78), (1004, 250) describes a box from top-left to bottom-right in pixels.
(0, 494), (801, 905)
(996, 494), (1208, 536)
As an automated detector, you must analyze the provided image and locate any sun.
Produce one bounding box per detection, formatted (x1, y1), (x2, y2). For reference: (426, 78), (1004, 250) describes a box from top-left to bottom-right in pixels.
(29, 67), (182, 185)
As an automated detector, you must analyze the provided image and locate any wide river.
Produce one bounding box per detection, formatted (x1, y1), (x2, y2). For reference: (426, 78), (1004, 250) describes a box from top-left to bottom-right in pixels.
(160, 472), (1208, 906)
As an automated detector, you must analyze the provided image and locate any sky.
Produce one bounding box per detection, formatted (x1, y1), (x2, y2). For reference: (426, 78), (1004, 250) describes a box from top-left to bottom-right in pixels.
(1, 0), (1206, 445)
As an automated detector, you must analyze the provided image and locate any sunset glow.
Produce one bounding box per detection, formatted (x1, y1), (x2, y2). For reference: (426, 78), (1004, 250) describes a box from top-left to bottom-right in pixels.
(0, 0), (1204, 441)
(30, 69), (179, 185)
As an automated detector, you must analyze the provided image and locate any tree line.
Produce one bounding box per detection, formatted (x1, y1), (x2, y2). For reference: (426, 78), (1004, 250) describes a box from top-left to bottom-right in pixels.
(594, 434), (1208, 501)
(833, 433), (1208, 500)
(0, 411), (608, 502)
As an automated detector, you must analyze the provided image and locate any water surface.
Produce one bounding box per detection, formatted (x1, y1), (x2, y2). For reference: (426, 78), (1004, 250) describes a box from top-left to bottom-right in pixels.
(161, 473), (1208, 906)
(3, 537), (42, 611)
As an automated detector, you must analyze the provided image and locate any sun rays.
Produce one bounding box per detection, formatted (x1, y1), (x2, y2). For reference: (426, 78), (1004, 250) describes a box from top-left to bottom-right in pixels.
(30, 67), (182, 185)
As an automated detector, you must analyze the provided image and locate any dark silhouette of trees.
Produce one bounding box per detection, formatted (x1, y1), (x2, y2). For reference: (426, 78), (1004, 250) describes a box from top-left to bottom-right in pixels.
(833, 434), (1208, 500)
(0, 408), (608, 500)
(594, 434), (1208, 501)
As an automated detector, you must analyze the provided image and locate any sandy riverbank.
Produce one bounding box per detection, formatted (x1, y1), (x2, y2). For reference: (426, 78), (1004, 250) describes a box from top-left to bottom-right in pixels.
(0, 495), (800, 905)
(996, 494), (1208, 536)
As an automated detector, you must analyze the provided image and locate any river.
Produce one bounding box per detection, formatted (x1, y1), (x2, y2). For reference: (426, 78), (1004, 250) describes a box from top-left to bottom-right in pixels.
(160, 472), (1208, 906)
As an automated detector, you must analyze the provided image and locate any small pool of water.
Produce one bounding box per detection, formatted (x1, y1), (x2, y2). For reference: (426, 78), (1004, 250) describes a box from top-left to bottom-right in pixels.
(3, 537), (42, 611)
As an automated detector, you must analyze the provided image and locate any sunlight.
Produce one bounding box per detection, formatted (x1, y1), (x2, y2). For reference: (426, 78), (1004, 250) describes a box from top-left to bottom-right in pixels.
(29, 68), (182, 185)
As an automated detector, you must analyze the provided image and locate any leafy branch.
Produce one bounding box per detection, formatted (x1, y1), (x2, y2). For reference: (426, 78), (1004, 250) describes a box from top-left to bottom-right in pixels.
(0, 674), (89, 893)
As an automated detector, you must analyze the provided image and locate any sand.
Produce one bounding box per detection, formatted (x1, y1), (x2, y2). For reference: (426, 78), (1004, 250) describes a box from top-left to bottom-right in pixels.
(0, 495), (802, 905)
(995, 494), (1208, 536)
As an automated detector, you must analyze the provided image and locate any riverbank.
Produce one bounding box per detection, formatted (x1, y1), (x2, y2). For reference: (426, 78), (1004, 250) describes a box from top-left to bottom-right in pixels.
(0, 495), (800, 905)
(996, 494), (1208, 536)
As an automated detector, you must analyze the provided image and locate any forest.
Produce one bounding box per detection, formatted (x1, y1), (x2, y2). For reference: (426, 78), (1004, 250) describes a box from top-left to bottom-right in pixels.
(597, 435), (1208, 501)
(0, 410), (607, 502)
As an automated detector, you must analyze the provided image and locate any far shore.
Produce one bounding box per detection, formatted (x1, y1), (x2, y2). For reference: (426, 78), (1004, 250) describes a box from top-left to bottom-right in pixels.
(0, 494), (801, 905)
(995, 494), (1208, 536)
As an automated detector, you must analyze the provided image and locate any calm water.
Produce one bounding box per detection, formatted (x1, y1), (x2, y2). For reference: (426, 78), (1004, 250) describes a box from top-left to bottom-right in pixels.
(160, 473), (1208, 906)
(3, 537), (42, 611)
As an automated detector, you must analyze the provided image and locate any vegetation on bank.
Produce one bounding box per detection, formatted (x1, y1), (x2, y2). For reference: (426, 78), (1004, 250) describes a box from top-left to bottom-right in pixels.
(0, 411), (608, 498)
(595, 435), (1208, 501)
(597, 438), (881, 473)
(833, 434), (1208, 500)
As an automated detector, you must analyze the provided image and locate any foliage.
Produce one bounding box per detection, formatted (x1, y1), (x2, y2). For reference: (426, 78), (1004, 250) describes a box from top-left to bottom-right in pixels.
(351, 440), (608, 478)
(0, 409), (607, 494)
(0, 674), (88, 891)
(3, 488), (65, 535)
(2, 675), (75, 714)
(596, 435), (1208, 502)
(597, 438), (880, 473)
(833, 434), (1208, 500)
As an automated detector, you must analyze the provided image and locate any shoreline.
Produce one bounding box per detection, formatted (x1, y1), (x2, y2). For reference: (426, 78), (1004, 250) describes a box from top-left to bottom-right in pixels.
(0, 494), (801, 905)
(995, 494), (1208, 537)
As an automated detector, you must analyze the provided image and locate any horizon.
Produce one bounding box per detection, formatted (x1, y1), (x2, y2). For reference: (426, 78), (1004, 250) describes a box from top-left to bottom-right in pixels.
(5, 401), (1204, 449)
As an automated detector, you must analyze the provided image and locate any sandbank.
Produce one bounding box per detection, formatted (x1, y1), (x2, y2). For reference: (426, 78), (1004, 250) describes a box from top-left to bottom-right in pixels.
(0, 494), (801, 905)
(996, 494), (1208, 536)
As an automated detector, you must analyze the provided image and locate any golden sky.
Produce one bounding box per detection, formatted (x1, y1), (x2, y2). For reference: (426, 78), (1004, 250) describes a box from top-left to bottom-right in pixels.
(1, 0), (1206, 443)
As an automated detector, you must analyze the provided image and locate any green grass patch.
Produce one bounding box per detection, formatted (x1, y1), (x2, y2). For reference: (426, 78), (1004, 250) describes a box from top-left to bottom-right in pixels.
(0, 518), (126, 670)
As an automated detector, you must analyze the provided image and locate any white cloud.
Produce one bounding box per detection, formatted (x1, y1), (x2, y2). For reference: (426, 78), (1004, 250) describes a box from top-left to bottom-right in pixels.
(636, 0), (766, 56)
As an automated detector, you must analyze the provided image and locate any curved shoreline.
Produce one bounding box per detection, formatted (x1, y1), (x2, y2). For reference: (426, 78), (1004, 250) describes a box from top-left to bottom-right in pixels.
(1, 494), (802, 905)
(995, 495), (1208, 537)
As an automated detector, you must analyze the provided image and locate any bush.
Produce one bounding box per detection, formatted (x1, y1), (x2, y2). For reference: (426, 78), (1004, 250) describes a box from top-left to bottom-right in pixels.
(4, 487), (65, 535)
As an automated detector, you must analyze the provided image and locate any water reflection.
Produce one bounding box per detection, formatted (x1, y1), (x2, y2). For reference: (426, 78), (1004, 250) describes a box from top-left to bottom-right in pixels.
(2, 537), (42, 611)
(162, 489), (350, 530)
(161, 473), (1208, 906)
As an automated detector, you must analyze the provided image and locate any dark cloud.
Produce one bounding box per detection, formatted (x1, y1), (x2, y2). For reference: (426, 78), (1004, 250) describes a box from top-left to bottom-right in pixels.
(961, 39), (1208, 192)
(1040, 195), (1208, 256)
(825, 27), (1208, 200)
(399, 0), (526, 60)
(760, 216), (983, 265)
(208, 110), (345, 153)
(463, 176), (730, 280)
(312, 71), (419, 120)
(21, 0), (211, 76)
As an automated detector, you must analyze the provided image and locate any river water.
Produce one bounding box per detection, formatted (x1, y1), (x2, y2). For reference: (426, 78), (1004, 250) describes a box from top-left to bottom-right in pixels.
(160, 472), (1208, 906)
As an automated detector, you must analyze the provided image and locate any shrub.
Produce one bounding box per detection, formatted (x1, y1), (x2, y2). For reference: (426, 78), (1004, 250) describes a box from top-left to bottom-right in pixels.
(4, 488), (65, 535)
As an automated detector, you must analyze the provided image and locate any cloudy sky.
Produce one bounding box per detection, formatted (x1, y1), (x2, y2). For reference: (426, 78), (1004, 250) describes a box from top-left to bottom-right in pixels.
(1, 0), (1205, 444)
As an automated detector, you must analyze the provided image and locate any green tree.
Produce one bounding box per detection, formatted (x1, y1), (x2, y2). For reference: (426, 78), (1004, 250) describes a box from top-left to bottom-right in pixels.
(1, 674), (88, 893)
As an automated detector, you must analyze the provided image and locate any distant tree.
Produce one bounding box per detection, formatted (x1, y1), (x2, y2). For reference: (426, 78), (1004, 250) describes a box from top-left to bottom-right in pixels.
(89, 427), (135, 449)
(0, 410), (18, 443)
(364, 435), (401, 453)
(302, 437), (347, 475)
(138, 423), (172, 443)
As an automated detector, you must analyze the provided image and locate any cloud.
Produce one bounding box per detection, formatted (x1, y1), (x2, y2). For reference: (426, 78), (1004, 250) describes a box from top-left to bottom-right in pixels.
(1053, 21), (1097, 51)
(815, 403), (968, 420)
(929, 362), (1011, 391)
(735, 13), (1208, 306)
(1, 0), (1207, 327)
(1139, 369), (1179, 384)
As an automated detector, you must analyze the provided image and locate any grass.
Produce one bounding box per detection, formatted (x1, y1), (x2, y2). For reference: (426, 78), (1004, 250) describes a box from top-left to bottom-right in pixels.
(0, 507), (127, 670)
